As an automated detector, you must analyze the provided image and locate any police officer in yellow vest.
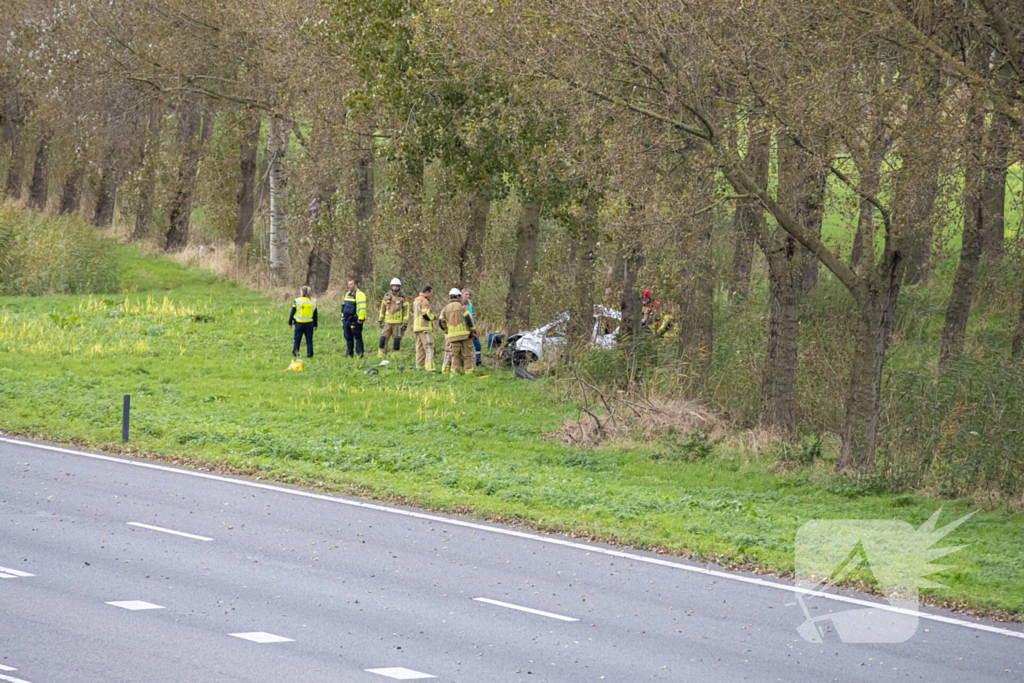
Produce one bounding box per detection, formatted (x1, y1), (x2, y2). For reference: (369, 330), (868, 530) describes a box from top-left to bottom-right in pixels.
(378, 277), (409, 357)
(412, 285), (436, 371)
(438, 288), (475, 375)
(342, 279), (368, 358)
(289, 285), (318, 358)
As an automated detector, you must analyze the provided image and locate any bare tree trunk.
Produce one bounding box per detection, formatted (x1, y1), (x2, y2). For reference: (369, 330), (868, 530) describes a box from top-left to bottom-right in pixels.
(901, 168), (939, 285)
(940, 107), (985, 361)
(730, 128), (769, 299)
(837, 253), (904, 470)
(92, 145), (118, 228)
(567, 204), (598, 350)
(758, 242), (801, 436)
(459, 190), (490, 287)
(619, 243), (644, 339)
(352, 120), (375, 285)
(940, 185), (983, 360)
(133, 105), (161, 240)
(901, 67), (942, 286)
(27, 131), (51, 211)
(397, 162), (423, 282)
(980, 114), (1010, 263)
(2, 92), (26, 200)
(165, 100), (203, 250)
(1013, 282), (1024, 360)
(800, 169), (827, 291)
(677, 214), (715, 388)
(235, 111), (260, 247)
(305, 234), (333, 295)
(304, 182), (336, 295)
(752, 138), (811, 434)
(850, 145), (886, 271)
(267, 115), (290, 284)
(59, 166), (84, 215)
(504, 200), (541, 335)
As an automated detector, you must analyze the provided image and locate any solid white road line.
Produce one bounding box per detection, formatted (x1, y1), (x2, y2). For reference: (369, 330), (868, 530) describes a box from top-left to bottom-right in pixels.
(228, 632), (294, 644)
(0, 567), (33, 578)
(0, 665), (16, 672)
(126, 522), (213, 541)
(365, 668), (436, 680)
(473, 597), (579, 622)
(106, 601), (164, 611)
(5, 434), (1024, 641)
(0, 574), (17, 579)
(0, 673), (34, 683)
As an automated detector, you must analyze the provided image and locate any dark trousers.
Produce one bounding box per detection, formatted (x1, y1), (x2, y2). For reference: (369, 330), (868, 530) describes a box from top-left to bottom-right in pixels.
(292, 322), (314, 357)
(472, 335), (482, 364)
(343, 317), (364, 357)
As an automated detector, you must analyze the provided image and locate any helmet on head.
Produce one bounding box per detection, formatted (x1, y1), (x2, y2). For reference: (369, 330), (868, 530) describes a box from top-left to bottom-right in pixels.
(643, 289), (652, 299)
(390, 278), (402, 286)
(449, 288), (461, 297)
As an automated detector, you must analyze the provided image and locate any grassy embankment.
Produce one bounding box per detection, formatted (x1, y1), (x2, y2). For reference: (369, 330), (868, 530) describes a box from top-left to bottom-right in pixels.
(1, 204), (1022, 619)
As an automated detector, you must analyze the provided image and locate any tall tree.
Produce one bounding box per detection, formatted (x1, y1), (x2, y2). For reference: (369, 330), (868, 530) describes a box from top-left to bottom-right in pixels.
(235, 110), (261, 248)
(2, 91), (26, 199)
(729, 126), (769, 299)
(27, 130), (51, 210)
(133, 104), (162, 240)
(267, 114), (290, 285)
(92, 140), (119, 228)
(459, 191), (490, 288)
(59, 165), (84, 215)
(165, 100), (204, 250)
(505, 200), (541, 335)
(352, 118), (375, 286)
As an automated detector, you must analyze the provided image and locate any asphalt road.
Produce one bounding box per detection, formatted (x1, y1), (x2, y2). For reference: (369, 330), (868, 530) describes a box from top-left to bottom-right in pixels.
(1, 435), (1022, 682)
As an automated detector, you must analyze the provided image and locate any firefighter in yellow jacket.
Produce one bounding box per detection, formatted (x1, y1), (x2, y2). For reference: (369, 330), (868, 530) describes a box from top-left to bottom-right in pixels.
(411, 286), (436, 371)
(438, 288), (475, 375)
(378, 277), (409, 357)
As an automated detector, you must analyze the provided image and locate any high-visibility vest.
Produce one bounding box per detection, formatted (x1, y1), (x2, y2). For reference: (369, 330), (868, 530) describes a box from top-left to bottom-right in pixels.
(343, 289), (367, 321)
(379, 293), (409, 324)
(294, 297), (316, 323)
(441, 301), (472, 341)
(412, 296), (434, 332)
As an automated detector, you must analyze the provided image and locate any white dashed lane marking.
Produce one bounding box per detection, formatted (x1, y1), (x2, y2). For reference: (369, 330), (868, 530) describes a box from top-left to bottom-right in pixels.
(0, 567), (33, 579)
(365, 668), (436, 680)
(473, 597), (579, 622)
(0, 666), (16, 672)
(228, 632), (294, 644)
(106, 601), (164, 611)
(5, 435), (1024, 641)
(126, 522), (213, 541)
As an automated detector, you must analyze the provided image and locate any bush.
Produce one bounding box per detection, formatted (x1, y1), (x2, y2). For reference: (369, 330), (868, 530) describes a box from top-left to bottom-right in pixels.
(0, 204), (120, 296)
(878, 352), (1024, 498)
(777, 427), (823, 466)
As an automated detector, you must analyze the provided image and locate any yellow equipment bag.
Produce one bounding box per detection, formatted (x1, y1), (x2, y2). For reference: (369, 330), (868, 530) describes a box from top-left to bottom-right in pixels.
(288, 359), (304, 371)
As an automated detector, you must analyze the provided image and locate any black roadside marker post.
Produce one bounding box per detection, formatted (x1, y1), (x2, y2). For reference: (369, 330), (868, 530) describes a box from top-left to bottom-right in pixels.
(122, 394), (131, 442)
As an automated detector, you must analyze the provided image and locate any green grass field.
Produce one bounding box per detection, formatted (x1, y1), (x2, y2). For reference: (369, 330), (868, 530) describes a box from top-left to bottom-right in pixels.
(1, 241), (1022, 619)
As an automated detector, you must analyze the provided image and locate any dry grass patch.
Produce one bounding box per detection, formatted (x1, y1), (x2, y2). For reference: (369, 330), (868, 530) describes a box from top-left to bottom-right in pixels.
(550, 396), (724, 448)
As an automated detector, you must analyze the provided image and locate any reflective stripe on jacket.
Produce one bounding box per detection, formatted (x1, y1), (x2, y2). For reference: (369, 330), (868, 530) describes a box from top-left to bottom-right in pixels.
(379, 293), (409, 324)
(294, 297), (316, 323)
(441, 300), (473, 341)
(342, 289), (368, 321)
(412, 296), (434, 332)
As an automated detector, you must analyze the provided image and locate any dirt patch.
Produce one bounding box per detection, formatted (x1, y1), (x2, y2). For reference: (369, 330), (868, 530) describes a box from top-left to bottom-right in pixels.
(550, 397), (723, 448)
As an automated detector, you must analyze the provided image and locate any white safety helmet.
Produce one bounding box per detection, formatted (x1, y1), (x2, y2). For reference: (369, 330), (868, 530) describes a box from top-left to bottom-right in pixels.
(390, 278), (402, 286)
(449, 288), (461, 297)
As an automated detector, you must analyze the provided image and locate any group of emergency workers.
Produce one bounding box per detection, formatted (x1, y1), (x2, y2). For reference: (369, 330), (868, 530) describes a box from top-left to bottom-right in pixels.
(288, 277), (482, 375)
